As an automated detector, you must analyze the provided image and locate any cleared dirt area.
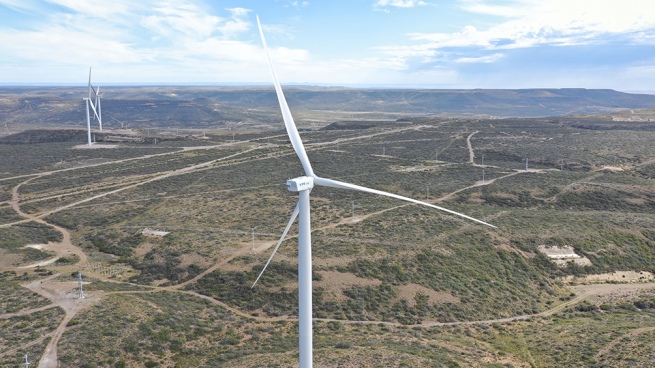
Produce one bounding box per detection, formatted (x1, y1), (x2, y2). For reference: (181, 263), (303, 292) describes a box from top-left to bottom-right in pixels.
(315, 271), (381, 302)
(20, 274), (103, 368)
(570, 282), (655, 303)
(563, 271), (655, 284)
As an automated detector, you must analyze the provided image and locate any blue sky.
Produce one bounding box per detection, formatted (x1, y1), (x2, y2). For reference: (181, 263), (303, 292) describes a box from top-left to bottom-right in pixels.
(0, 0), (654, 90)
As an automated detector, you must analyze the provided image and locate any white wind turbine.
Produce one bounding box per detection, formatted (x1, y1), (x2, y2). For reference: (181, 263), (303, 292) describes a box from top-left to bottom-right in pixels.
(254, 16), (496, 368)
(83, 67), (103, 146)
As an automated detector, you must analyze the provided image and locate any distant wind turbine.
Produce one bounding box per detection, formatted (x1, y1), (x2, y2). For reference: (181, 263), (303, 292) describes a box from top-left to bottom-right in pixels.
(83, 67), (103, 146)
(253, 16), (496, 368)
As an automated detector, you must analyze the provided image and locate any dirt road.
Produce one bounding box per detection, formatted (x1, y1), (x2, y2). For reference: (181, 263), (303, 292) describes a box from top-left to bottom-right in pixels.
(466, 131), (479, 164)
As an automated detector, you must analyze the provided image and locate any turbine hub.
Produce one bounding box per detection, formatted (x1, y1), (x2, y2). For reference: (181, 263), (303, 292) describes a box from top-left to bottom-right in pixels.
(286, 176), (314, 192)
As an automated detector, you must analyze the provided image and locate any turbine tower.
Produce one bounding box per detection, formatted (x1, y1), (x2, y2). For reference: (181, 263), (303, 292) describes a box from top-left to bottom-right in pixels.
(255, 16), (496, 368)
(83, 95), (92, 147)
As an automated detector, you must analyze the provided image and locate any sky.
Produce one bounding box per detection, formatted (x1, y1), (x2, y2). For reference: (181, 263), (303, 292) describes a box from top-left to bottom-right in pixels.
(0, 0), (654, 90)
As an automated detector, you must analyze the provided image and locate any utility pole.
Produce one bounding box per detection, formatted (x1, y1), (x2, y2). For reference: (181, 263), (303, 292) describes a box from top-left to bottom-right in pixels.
(382, 147), (385, 156)
(251, 227), (256, 253)
(560, 159), (564, 171)
(481, 154), (485, 166)
(77, 271), (84, 299)
(351, 200), (355, 222)
(482, 168), (485, 184)
(524, 157), (529, 171)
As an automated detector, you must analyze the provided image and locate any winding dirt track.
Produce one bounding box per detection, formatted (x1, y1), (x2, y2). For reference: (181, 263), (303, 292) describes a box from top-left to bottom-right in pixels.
(466, 131), (479, 164)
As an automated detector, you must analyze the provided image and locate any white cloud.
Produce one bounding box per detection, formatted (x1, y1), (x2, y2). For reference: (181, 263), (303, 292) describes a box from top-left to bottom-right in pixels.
(456, 53), (504, 63)
(375, 0), (427, 8)
(453, 0), (655, 48)
(218, 8), (251, 36)
(0, 26), (143, 66)
(378, 0), (655, 64)
(0, 0), (34, 12)
(141, 3), (223, 39)
(0, 1), (267, 78)
(374, 43), (436, 59)
(457, 0), (524, 17)
(0, 0), (331, 84)
(45, 0), (132, 18)
(288, 1), (310, 7)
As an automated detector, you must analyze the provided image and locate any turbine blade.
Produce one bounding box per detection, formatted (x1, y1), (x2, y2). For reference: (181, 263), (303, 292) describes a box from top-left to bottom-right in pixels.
(256, 16), (315, 177)
(314, 176), (496, 228)
(88, 71), (94, 101)
(88, 98), (99, 120)
(251, 202), (300, 288)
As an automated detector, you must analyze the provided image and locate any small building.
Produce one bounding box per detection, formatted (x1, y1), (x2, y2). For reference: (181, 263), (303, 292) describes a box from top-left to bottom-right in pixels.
(538, 245), (591, 266)
(141, 228), (170, 237)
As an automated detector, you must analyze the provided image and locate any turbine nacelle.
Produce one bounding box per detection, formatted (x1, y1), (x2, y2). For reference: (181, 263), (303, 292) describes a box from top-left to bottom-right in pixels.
(286, 176), (314, 192)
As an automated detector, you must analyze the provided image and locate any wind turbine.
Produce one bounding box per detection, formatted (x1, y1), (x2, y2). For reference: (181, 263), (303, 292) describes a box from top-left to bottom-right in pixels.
(254, 16), (495, 368)
(83, 68), (103, 146)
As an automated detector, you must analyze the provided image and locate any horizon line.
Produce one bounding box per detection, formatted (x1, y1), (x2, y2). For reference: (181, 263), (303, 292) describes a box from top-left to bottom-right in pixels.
(0, 82), (653, 94)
